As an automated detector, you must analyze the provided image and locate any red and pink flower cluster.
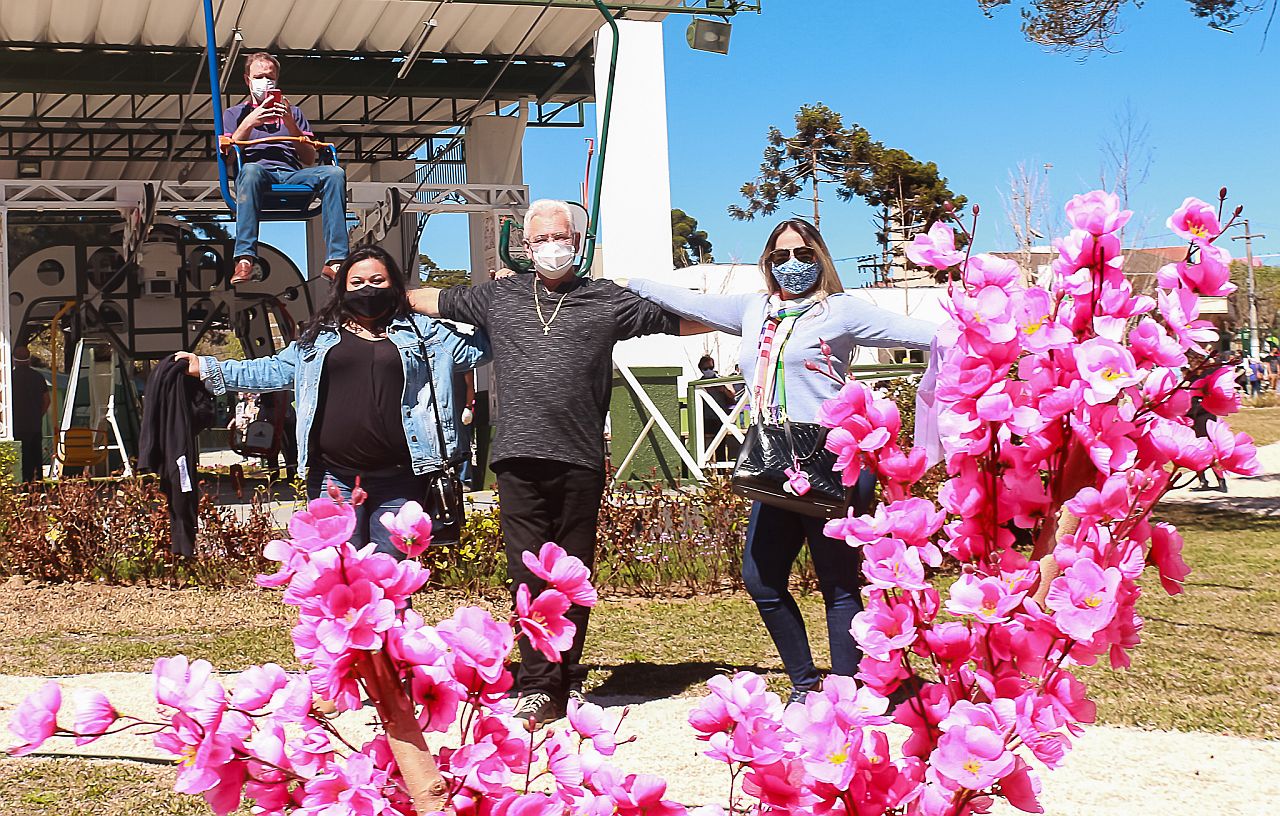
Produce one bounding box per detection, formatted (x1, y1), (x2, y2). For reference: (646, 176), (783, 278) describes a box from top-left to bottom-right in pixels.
(686, 191), (1260, 815)
(6, 497), (684, 816)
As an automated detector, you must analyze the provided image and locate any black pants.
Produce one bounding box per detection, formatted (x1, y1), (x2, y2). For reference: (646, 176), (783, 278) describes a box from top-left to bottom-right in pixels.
(495, 457), (605, 699)
(17, 432), (43, 483)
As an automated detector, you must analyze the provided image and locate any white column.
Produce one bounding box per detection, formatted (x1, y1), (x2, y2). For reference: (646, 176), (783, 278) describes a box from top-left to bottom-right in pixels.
(593, 19), (673, 280)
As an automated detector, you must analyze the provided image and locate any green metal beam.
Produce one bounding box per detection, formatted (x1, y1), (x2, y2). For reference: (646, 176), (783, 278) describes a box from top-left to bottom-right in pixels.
(0, 49), (592, 101)
(446, 0), (760, 16)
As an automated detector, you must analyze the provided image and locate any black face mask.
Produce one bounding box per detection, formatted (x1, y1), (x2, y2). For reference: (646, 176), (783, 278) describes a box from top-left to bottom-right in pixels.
(343, 286), (398, 320)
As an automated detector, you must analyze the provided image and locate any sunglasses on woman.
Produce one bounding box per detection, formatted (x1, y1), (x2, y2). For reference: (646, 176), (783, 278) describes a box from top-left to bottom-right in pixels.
(767, 246), (818, 266)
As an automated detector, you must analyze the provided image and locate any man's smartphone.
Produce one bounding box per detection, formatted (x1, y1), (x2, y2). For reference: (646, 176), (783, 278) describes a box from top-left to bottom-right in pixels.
(259, 89), (283, 126)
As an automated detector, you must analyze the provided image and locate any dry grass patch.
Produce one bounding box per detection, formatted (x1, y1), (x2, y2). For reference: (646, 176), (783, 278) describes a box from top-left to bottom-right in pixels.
(1227, 405), (1280, 447)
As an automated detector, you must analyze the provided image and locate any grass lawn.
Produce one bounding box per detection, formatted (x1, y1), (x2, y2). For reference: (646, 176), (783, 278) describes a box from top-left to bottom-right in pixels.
(3, 504), (1275, 736)
(1227, 405), (1280, 447)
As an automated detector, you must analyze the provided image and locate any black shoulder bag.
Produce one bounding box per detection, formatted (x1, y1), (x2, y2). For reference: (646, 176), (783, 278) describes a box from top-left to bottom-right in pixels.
(408, 320), (467, 547)
(731, 418), (851, 518)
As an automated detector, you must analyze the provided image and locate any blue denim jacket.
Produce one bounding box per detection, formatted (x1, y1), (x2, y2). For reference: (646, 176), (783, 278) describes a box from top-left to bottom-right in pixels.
(199, 314), (489, 475)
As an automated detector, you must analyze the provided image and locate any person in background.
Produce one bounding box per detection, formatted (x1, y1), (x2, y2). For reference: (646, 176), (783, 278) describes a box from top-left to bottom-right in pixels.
(627, 218), (939, 705)
(224, 52), (347, 284)
(1248, 358), (1265, 396)
(454, 369), (477, 489)
(176, 245), (488, 555)
(407, 198), (699, 726)
(697, 354), (740, 462)
(1190, 395), (1228, 493)
(12, 345), (50, 483)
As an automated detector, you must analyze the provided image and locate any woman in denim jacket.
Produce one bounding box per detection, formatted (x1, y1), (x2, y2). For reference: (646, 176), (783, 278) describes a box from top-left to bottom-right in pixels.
(176, 245), (490, 554)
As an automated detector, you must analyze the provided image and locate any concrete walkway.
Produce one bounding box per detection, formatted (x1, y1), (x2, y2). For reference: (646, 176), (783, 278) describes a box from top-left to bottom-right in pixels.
(1161, 441), (1280, 516)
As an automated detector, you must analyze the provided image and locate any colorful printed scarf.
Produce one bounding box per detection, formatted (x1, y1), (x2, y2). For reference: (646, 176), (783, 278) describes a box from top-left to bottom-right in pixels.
(752, 294), (819, 423)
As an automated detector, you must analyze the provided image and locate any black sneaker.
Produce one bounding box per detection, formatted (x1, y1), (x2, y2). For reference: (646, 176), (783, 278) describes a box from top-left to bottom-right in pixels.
(567, 685), (587, 708)
(786, 687), (813, 706)
(512, 692), (562, 729)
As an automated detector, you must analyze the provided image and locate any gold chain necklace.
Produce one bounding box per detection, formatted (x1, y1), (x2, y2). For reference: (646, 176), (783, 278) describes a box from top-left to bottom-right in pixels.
(533, 279), (569, 336)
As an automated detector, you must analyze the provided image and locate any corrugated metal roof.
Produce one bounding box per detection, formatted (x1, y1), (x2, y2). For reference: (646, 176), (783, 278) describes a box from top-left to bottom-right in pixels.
(0, 0), (672, 59)
(0, 0), (683, 180)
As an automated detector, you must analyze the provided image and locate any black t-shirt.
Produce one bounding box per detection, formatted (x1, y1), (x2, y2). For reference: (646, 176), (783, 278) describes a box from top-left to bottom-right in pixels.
(13, 364), (49, 436)
(312, 329), (411, 474)
(438, 275), (678, 471)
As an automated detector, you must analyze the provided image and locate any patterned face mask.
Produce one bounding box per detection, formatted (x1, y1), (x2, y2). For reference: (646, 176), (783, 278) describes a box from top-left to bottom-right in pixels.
(770, 257), (821, 295)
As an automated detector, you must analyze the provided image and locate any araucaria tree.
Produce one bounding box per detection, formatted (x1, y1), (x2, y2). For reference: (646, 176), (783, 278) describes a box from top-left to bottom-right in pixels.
(672, 209), (715, 268)
(977, 0), (1276, 52)
(730, 104), (965, 272)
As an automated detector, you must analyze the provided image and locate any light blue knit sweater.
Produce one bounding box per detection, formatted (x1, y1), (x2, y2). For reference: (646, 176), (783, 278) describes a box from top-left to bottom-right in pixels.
(628, 278), (940, 424)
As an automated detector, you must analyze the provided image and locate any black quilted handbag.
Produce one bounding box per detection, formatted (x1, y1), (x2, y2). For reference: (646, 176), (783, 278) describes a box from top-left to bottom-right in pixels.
(731, 420), (851, 518)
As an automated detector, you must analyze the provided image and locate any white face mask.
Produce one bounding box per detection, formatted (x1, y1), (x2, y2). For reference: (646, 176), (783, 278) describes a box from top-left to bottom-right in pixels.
(532, 240), (577, 279)
(249, 77), (277, 102)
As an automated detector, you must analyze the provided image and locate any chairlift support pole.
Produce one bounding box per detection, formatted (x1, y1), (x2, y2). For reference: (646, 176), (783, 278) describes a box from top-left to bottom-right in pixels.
(201, 0), (237, 214)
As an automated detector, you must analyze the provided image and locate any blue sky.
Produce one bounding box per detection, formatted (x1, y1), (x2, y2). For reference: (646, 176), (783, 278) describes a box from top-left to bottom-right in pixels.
(268, 0), (1280, 276)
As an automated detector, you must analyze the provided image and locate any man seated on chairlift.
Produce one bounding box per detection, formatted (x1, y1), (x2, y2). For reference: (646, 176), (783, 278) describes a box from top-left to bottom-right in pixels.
(224, 52), (348, 285)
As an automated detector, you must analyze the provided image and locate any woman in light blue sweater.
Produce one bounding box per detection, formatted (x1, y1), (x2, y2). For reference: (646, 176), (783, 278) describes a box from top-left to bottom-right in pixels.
(629, 218), (938, 702)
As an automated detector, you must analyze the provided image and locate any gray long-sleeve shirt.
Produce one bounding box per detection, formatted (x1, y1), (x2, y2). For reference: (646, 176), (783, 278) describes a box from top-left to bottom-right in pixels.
(628, 279), (938, 424)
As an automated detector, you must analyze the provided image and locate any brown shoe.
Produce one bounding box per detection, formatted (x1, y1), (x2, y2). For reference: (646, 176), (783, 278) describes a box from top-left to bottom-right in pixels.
(321, 260), (342, 281)
(230, 257), (256, 285)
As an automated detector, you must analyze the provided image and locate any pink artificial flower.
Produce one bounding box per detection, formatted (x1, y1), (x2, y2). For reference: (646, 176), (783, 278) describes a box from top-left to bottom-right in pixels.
(932, 701), (1016, 790)
(1000, 757), (1045, 814)
(1045, 559), (1122, 642)
(515, 584), (575, 663)
(493, 793), (563, 816)
(288, 496), (356, 552)
(851, 599), (917, 661)
(153, 656), (226, 729)
(7, 681), (61, 756)
(522, 542), (599, 607)
(1016, 288), (1072, 353)
(1065, 190), (1132, 236)
(1205, 420), (1264, 477)
(435, 606), (514, 689)
(299, 752), (391, 816)
(153, 712), (239, 804)
(877, 446), (929, 488)
(945, 573), (1026, 623)
(1158, 288), (1219, 353)
(1064, 472), (1133, 522)
(568, 699), (623, 756)
(229, 663), (289, 711)
(599, 772), (685, 816)
(964, 253), (1022, 291)
(378, 500), (433, 557)
(816, 380), (871, 428)
(905, 221), (965, 270)
(72, 689), (118, 746)
(688, 672), (779, 739)
(1144, 417), (1213, 472)
(1167, 196), (1221, 244)
(1074, 338), (1141, 406)
(1147, 523), (1191, 596)
(1196, 366), (1242, 418)
(1128, 318), (1187, 370)
(313, 581), (397, 654)
(862, 539), (930, 591)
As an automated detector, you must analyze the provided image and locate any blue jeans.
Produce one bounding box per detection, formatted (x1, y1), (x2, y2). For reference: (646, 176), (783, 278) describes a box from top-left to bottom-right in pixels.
(741, 469), (876, 692)
(234, 163), (349, 263)
(306, 468), (429, 560)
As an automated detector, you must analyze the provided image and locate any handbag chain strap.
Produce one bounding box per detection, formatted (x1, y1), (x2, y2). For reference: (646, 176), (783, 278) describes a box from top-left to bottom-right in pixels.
(406, 317), (455, 474)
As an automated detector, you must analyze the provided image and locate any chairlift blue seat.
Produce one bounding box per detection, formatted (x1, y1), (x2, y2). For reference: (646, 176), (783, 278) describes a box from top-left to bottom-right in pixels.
(218, 135), (341, 221)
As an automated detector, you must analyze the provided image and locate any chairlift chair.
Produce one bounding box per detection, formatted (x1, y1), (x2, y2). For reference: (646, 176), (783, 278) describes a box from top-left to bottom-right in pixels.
(217, 134), (342, 222)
